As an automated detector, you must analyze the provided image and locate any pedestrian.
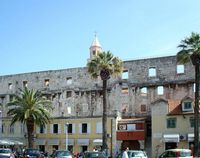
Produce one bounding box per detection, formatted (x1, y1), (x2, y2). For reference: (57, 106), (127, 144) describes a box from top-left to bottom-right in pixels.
(79, 152), (84, 158)
(51, 147), (57, 158)
(122, 147), (129, 158)
(93, 147), (97, 151)
(190, 144), (194, 156)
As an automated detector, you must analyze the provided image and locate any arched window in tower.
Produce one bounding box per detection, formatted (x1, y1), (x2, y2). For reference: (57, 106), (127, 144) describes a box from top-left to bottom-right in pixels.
(89, 34), (102, 59)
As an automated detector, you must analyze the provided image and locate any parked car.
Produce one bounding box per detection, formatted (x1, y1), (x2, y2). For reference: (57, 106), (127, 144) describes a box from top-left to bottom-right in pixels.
(115, 152), (122, 158)
(159, 149), (193, 158)
(0, 148), (15, 158)
(128, 150), (148, 158)
(52, 150), (72, 158)
(115, 150), (147, 158)
(23, 149), (43, 158)
(83, 151), (107, 158)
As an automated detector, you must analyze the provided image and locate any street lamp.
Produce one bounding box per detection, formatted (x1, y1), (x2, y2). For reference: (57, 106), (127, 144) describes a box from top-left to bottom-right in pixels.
(0, 110), (2, 137)
(65, 123), (69, 151)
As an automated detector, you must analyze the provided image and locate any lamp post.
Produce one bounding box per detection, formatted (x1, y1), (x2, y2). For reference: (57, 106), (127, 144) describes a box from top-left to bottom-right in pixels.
(0, 110), (2, 138)
(65, 123), (69, 151)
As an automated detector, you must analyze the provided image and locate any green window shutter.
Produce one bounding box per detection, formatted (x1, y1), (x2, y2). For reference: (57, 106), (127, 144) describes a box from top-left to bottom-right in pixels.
(167, 118), (176, 128)
(190, 117), (194, 128)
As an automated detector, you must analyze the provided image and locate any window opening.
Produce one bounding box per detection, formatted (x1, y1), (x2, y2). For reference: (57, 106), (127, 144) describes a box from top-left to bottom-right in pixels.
(82, 123), (87, 133)
(10, 125), (14, 134)
(157, 86), (164, 95)
(67, 106), (71, 114)
(66, 77), (72, 85)
(8, 83), (12, 90)
(183, 102), (192, 111)
(149, 67), (156, 77)
(40, 125), (45, 133)
(167, 118), (176, 128)
(67, 124), (73, 133)
(66, 91), (72, 98)
(193, 83), (196, 92)
(45, 79), (50, 87)
(53, 124), (58, 133)
(23, 81), (28, 88)
(176, 64), (184, 74)
(141, 87), (147, 96)
(141, 104), (147, 112)
(122, 70), (128, 79)
(121, 87), (129, 95)
(190, 117), (194, 128)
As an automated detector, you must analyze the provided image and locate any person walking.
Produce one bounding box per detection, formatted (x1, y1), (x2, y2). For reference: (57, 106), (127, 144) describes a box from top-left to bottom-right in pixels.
(51, 147), (57, 158)
(122, 147), (129, 158)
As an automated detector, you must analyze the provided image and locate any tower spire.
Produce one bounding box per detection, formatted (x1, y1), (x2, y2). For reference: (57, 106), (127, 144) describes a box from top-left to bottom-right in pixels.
(89, 33), (102, 59)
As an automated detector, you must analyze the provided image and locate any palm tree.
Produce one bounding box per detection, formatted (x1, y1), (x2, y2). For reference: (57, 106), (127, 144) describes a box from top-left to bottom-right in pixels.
(177, 32), (200, 157)
(87, 51), (123, 152)
(6, 87), (53, 148)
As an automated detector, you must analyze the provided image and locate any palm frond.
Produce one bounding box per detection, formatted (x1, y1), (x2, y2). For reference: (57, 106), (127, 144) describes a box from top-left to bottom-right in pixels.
(176, 32), (200, 64)
(87, 51), (123, 80)
(176, 49), (191, 64)
(6, 87), (53, 127)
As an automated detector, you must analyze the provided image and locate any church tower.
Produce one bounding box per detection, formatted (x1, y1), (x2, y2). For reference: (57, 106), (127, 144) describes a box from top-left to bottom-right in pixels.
(89, 34), (103, 59)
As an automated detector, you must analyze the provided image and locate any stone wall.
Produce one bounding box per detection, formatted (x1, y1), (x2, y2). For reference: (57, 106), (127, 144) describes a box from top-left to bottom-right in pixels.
(0, 55), (195, 118)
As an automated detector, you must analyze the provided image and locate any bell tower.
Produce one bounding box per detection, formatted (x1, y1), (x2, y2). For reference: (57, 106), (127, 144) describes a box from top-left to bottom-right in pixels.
(89, 33), (102, 59)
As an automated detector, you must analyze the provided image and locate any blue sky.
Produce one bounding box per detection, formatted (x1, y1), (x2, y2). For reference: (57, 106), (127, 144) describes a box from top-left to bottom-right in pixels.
(0, 0), (200, 76)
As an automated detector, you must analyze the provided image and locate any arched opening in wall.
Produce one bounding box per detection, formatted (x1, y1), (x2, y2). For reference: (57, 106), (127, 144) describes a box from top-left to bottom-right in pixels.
(121, 140), (140, 150)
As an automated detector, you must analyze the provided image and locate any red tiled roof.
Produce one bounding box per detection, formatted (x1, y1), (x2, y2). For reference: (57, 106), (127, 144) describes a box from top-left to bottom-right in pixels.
(168, 100), (181, 115)
(168, 99), (194, 115)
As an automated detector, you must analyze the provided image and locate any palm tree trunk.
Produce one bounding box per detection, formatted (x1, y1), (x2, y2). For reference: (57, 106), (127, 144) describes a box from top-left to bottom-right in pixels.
(102, 79), (108, 151)
(194, 65), (200, 157)
(27, 119), (34, 148)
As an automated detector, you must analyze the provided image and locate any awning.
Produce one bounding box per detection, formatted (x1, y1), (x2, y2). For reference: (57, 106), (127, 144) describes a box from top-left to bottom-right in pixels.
(0, 140), (14, 145)
(163, 134), (180, 142)
(0, 138), (24, 145)
(13, 140), (24, 145)
(35, 139), (46, 145)
(93, 139), (102, 145)
(77, 139), (89, 145)
(62, 139), (74, 145)
(48, 139), (59, 145)
(188, 133), (194, 142)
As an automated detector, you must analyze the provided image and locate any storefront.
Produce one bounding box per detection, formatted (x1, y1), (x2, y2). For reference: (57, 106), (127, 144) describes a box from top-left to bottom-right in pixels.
(116, 118), (146, 150)
(93, 139), (102, 151)
(163, 134), (180, 150)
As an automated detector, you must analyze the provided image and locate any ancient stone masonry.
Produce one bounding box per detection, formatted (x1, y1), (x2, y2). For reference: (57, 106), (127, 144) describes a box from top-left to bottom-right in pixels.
(0, 55), (195, 119)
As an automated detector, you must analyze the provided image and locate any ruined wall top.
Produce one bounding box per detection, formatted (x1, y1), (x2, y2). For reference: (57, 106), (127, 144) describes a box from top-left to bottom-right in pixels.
(0, 55), (195, 94)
